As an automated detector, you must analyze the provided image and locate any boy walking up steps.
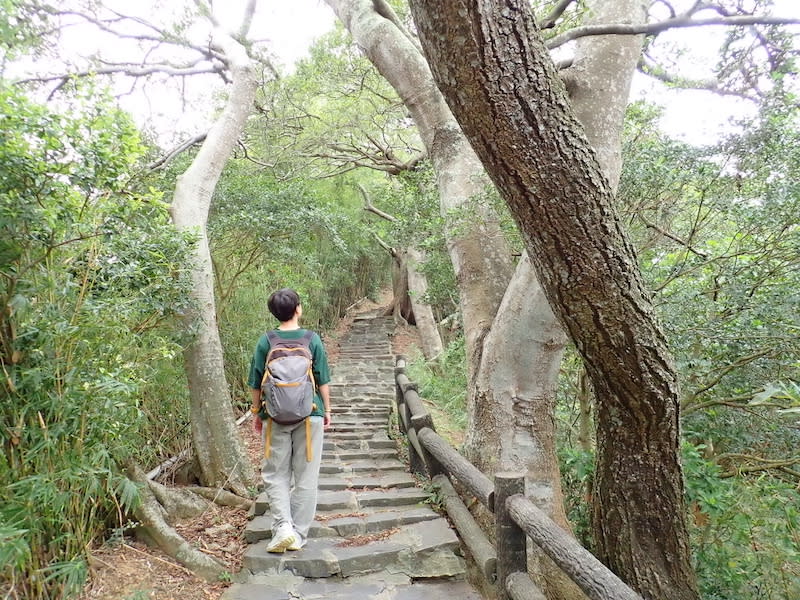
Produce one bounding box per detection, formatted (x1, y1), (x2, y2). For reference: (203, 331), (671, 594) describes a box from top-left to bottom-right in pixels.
(248, 288), (331, 553)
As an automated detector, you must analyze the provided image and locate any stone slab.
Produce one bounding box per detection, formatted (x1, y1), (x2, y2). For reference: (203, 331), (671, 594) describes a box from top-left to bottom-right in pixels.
(355, 488), (430, 508)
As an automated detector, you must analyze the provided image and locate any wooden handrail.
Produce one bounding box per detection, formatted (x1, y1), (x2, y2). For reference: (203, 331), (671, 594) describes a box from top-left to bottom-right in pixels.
(394, 357), (644, 600)
(507, 494), (643, 600)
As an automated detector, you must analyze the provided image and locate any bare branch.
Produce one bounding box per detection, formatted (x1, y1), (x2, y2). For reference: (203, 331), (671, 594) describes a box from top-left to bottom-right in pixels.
(372, 231), (396, 256)
(147, 132), (209, 171)
(234, 140), (275, 169)
(547, 15), (800, 50)
(238, 0), (258, 40)
(13, 64), (222, 99)
(638, 213), (708, 258)
(682, 348), (778, 409)
(637, 56), (758, 102)
(357, 183), (397, 222)
(539, 0), (576, 30)
(715, 453), (800, 479)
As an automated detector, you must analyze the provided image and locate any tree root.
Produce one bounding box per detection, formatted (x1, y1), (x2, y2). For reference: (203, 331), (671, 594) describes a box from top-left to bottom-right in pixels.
(187, 486), (253, 510)
(125, 460), (252, 580)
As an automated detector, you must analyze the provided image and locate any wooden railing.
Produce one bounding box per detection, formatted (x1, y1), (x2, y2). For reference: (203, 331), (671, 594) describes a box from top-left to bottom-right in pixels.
(394, 357), (643, 600)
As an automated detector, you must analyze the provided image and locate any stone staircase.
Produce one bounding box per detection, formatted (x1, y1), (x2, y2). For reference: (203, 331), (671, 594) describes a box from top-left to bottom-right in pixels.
(222, 313), (484, 599)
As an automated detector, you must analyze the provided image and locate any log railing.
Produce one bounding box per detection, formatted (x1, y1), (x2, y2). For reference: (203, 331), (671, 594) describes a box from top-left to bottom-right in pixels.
(394, 357), (643, 600)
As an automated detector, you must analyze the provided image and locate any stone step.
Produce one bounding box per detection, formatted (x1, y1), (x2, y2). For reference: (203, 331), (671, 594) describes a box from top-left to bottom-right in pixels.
(331, 403), (392, 419)
(321, 448), (396, 461)
(222, 578), (483, 600)
(328, 423), (387, 433)
(324, 438), (397, 451)
(253, 487), (428, 516)
(317, 471), (417, 491)
(245, 505), (440, 542)
(325, 431), (392, 442)
(319, 458), (406, 475)
(233, 315), (479, 596)
(242, 519), (464, 579)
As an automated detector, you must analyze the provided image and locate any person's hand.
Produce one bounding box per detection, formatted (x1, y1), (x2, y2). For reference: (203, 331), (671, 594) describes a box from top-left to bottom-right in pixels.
(323, 413), (331, 431)
(253, 414), (263, 435)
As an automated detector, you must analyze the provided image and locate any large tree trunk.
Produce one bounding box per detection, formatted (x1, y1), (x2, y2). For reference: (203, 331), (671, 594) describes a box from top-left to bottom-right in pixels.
(326, 5), (575, 595)
(408, 2), (699, 599)
(468, 255), (578, 598)
(324, 0), (515, 384)
(168, 33), (255, 497)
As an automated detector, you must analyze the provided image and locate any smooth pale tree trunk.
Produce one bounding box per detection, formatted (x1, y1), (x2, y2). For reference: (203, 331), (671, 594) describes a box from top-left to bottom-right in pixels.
(168, 32), (255, 497)
(386, 247), (443, 361)
(324, 0), (515, 383)
(469, 255), (580, 598)
(389, 250), (414, 324)
(408, 2), (698, 599)
(406, 247), (443, 361)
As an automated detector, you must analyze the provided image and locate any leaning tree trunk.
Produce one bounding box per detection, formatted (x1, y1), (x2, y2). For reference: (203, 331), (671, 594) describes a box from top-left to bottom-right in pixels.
(409, 2), (699, 599)
(326, 5), (576, 596)
(168, 33), (255, 497)
(556, 2), (695, 596)
(325, 0), (515, 385)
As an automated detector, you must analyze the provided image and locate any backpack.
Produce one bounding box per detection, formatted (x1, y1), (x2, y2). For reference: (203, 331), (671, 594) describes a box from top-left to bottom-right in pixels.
(260, 329), (316, 425)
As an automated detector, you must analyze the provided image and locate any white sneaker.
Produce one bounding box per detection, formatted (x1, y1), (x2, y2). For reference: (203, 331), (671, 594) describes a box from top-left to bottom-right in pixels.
(287, 534), (305, 551)
(266, 523), (296, 554)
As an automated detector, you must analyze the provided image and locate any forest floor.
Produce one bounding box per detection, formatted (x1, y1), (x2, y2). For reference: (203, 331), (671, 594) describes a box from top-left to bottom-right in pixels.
(78, 294), (424, 600)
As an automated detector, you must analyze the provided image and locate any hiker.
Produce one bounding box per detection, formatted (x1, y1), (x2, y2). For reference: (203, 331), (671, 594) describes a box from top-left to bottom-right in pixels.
(248, 288), (331, 553)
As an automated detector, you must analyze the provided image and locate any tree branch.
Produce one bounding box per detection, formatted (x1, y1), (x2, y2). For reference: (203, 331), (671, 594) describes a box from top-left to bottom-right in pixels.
(372, 231), (396, 256)
(547, 15), (800, 50)
(373, 0), (423, 54)
(356, 182), (397, 221)
(684, 347), (776, 404)
(238, 0), (258, 40)
(637, 56), (758, 101)
(638, 213), (708, 258)
(147, 132), (209, 171)
(539, 0), (576, 30)
(715, 453), (800, 479)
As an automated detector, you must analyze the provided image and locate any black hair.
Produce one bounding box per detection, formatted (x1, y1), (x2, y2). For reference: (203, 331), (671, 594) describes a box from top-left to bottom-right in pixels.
(268, 288), (301, 322)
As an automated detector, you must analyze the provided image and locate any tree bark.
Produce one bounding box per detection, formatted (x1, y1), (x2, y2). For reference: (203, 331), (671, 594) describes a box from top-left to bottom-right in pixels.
(325, 4), (575, 595)
(324, 0), (515, 385)
(406, 247), (444, 361)
(168, 31), (255, 497)
(408, 2), (698, 599)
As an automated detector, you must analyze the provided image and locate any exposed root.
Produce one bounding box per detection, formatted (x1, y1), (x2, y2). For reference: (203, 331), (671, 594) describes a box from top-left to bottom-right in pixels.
(187, 486), (253, 510)
(125, 461), (226, 581)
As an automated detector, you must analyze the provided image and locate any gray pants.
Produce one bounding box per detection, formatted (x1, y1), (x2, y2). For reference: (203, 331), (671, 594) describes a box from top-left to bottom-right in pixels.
(261, 416), (324, 540)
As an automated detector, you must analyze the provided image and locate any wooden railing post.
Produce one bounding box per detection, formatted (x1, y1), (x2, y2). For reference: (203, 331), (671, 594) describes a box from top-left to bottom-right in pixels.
(495, 472), (527, 600)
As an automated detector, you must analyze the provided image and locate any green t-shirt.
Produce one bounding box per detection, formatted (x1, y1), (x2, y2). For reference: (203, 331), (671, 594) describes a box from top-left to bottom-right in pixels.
(248, 328), (331, 418)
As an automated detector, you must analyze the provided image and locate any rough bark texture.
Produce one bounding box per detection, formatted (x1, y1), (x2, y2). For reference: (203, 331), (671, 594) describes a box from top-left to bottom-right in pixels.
(408, 2), (698, 599)
(168, 33), (255, 497)
(326, 3), (575, 596)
